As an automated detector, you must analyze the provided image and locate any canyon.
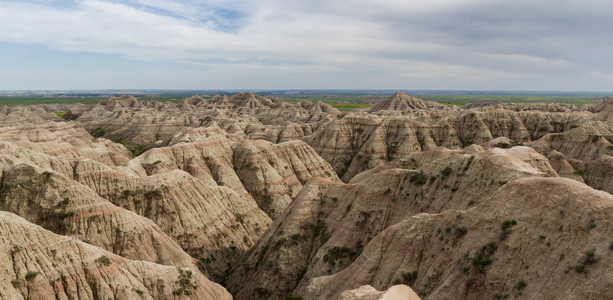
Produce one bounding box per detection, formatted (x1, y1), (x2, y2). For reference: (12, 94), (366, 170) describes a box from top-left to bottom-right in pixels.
(0, 92), (611, 299)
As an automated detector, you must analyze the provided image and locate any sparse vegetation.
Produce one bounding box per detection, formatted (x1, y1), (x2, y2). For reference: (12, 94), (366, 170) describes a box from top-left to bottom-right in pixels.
(25, 271), (39, 281)
(463, 155), (474, 172)
(235, 214), (244, 224)
(122, 189), (134, 199)
(173, 268), (198, 296)
(97, 255), (111, 266)
(315, 221), (331, 245)
(587, 219), (597, 229)
(90, 127), (105, 138)
(500, 219), (517, 240)
(441, 166), (453, 177)
(323, 242), (363, 268)
(409, 171), (427, 185)
(393, 271), (418, 286)
(456, 226), (468, 236)
(55, 210), (75, 219)
(575, 264), (586, 273)
(494, 142), (511, 149)
(144, 189), (161, 198)
(473, 241), (498, 271)
(11, 279), (20, 288)
(466, 277), (477, 288)
(253, 286), (272, 297)
(583, 248), (597, 265)
(56, 197), (70, 208)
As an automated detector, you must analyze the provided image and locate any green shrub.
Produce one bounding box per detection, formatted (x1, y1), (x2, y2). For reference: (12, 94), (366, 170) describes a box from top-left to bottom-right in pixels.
(441, 166), (453, 177)
(235, 214), (244, 224)
(90, 128), (105, 138)
(456, 226), (468, 236)
(500, 219), (517, 240)
(274, 237), (287, 249)
(463, 156), (474, 171)
(399, 271), (418, 285)
(584, 248), (596, 265)
(472, 242), (497, 271)
(324, 246), (356, 265)
(494, 142), (511, 149)
(11, 279), (20, 288)
(409, 171), (427, 185)
(25, 271), (39, 281)
(587, 219), (596, 229)
(122, 189), (134, 199)
(315, 221), (331, 245)
(173, 268), (198, 296)
(575, 264), (586, 273)
(56, 197), (70, 208)
(144, 189), (161, 198)
(56, 210), (75, 219)
(97, 255), (111, 266)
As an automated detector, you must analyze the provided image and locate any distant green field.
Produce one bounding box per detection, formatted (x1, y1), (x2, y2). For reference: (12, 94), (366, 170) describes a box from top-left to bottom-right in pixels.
(415, 95), (595, 108)
(281, 96), (372, 111)
(0, 96), (181, 107)
(0, 93), (599, 111)
(279, 94), (597, 109)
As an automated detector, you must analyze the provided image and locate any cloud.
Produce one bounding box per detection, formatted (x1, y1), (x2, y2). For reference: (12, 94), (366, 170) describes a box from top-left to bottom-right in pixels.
(0, 0), (612, 90)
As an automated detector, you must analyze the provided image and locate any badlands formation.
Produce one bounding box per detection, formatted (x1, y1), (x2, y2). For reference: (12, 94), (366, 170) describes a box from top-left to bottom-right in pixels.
(0, 92), (611, 299)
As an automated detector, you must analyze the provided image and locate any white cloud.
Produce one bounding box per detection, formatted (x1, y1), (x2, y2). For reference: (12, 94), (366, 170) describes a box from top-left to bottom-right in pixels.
(0, 0), (612, 90)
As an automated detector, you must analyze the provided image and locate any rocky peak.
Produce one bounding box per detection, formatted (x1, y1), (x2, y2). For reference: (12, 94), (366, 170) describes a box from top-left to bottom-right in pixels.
(369, 92), (449, 112)
(97, 95), (140, 109)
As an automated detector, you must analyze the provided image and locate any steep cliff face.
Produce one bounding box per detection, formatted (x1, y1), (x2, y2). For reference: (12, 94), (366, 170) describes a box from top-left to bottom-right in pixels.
(303, 113), (464, 180)
(0, 116), (339, 282)
(304, 107), (595, 182)
(227, 146), (558, 299)
(529, 120), (613, 193)
(0, 211), (231, 300)
(135, 126), (340, 218)
(302, 178), (613, 299)
(0, 152), (196, 269)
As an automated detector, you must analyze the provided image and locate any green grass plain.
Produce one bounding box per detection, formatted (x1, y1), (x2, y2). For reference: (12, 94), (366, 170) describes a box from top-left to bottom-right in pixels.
(278, 94), (598, 110)
(0, 94), (601, 112)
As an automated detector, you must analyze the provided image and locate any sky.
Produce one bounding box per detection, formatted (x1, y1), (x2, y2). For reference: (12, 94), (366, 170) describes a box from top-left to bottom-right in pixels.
(1, 0), (613, 91)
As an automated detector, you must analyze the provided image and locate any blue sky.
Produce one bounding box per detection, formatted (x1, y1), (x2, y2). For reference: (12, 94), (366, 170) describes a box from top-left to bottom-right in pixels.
(1, 0), (613, 91)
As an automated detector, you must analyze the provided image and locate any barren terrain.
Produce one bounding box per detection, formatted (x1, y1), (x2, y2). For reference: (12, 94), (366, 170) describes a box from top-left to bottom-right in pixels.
(0, 92), (611, 299)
